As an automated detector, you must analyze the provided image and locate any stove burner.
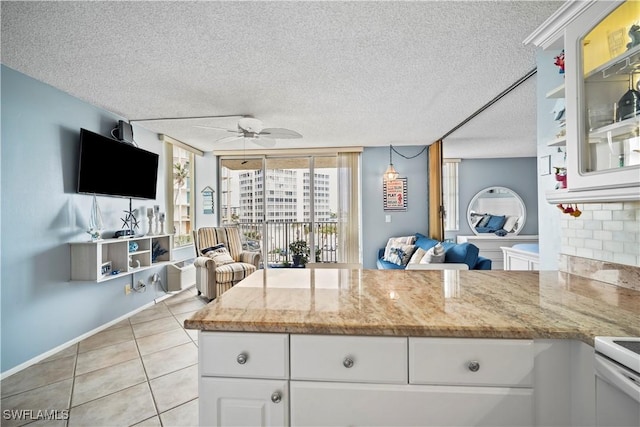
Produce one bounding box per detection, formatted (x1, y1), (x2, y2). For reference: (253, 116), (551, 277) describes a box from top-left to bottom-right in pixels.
(614, 340), (640, 356)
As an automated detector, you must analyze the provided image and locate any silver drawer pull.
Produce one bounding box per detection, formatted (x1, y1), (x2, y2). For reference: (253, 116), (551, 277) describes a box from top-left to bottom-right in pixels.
(343, 357), (354, 368)
(271, 391), (282, 404)
(468, 360), (480, 372)
(237, 353), (248, 365)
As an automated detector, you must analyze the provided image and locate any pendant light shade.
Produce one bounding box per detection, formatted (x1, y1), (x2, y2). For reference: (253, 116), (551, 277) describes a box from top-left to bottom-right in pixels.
(383, 145), (399, 180)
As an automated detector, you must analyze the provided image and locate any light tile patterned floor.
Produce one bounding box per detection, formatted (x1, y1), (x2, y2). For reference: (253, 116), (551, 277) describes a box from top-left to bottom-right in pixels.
(1, 286), (206, 427)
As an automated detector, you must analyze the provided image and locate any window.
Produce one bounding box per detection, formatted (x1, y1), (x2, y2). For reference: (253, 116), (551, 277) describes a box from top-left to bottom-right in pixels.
(170, 145), (195, 247)
(219, 149), (361, 266)
(442, 159), (460, 231)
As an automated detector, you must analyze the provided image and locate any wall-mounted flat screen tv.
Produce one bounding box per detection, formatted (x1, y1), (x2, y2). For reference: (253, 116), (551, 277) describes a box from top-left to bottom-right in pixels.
(77, 128), (159, 200)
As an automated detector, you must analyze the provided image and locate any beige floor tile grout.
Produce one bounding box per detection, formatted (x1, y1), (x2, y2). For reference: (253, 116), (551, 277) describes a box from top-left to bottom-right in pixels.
(1, 287), (202, 427)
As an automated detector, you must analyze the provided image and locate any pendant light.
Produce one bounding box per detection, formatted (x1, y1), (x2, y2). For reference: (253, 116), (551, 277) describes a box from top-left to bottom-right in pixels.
(383, 145), (399, 180)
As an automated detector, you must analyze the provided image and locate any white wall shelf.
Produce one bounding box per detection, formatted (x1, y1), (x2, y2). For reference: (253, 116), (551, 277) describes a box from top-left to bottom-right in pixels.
(70, 234), (172, 282)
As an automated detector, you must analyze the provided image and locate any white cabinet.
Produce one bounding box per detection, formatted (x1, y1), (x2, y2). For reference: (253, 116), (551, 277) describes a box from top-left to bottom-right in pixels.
(290, 381), (533, 427)
(200, 332), (289, 379)
(200, 377), (288, 427)
(502, 246), (540, 271)
(199, 333), (546, 426)
(409, 338), (534, 387)
(70, 234), (172, 282)
(456, 235), (538, 270)
(290, 335), (407, 384)
(527, 0), (640, 203)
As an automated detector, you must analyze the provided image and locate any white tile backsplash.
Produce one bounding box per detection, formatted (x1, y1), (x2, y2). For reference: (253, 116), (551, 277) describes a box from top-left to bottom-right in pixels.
(561, 201), (640, 267)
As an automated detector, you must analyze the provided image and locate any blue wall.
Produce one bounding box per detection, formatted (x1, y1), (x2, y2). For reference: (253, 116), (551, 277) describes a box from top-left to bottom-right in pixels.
(360, 150), (539, 269)
(1, 66), (170, 373)
(362, 146), (430, 268)
(454, 157), (539, 237)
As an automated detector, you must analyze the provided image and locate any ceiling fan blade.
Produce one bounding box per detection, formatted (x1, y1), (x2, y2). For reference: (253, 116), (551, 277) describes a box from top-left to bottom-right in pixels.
(260, 128), (302, 139)
(195, 125), (238, 133)
(213, 135), (244, 144)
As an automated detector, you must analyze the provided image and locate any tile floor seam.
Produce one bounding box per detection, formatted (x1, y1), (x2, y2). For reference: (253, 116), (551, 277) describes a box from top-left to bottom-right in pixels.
(131, 324), (162, 423)
(158, 396), (199, 417)
(68, 340), (80, 411)
(69, 377), (149, 410)
(1, 287), (200, 427)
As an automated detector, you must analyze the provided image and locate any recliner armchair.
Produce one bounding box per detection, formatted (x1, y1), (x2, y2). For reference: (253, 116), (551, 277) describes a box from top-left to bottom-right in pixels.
(193, 227), (261, 300)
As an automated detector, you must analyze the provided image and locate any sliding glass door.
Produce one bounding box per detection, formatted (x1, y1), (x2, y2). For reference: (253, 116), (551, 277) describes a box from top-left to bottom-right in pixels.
(219, 153), (357, 267)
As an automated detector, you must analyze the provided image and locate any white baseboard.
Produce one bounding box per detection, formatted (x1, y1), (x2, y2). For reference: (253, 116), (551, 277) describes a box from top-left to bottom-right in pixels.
(1, 293), (174, 380)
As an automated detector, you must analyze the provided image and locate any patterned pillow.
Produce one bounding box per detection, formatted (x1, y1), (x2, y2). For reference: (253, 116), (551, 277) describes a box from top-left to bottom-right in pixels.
(385, 243), (417, 266)
(420, 243), (445, 263)
(408, 247), (427, 264)
(203, 244), (235, 265)
(383, 236), (417, 260)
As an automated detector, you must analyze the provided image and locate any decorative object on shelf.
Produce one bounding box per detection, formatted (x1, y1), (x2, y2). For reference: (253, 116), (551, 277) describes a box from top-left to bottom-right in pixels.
(154, 205), (160, 235)
(616, 72), (640, 121)
(556, 203), (582, 217)
(289, 240), (310, 267)
(383, 177), (407, 211)
(554, 49), (565, 74)
(146, 208), (155, 235)
(626, 24), (640, 51)
(87, 194), (104, 241)
(159, 212), (165, 234)
(100, 261), (112, 276)
(152, 241), (168, 262)
(128, 256), (141, 269)
(128, 241), (139, 252)
(551, 99), (566, 122)
(202, 186), (215, 214)
(554, 167), (567, 189)
(120, 198), (140, 236)
(383, 145), (399, 181)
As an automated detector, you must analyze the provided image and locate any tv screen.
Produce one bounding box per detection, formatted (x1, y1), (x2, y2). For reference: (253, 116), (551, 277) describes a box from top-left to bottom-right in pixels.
(77, 128), (159, 199)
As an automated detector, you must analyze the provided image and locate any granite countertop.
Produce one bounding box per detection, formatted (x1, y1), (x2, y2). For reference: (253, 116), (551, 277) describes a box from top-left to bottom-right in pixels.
(184, 269), (640, 345)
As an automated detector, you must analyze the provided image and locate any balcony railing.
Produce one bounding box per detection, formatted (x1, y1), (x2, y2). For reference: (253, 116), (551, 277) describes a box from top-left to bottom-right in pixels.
(225, 221), (339, 266)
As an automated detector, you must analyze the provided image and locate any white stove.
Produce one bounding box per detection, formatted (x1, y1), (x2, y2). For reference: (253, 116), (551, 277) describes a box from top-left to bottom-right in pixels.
(593, 337), (640, 427)
(595, 336), (640, 374)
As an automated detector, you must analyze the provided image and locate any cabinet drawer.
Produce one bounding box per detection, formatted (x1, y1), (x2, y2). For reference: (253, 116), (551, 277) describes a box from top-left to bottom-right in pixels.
(409, 338), (533, 387)
(291, 382), (533, 427)
(199, 332), (289, 379)
(291, 335), (407, 384)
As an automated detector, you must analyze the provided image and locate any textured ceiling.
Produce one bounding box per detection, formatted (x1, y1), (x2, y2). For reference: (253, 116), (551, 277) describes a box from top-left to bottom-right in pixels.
(1, 1), (562, 158)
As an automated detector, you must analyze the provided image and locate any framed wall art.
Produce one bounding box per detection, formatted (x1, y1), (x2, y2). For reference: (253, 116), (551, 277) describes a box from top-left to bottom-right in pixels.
(383, 178), (407, 211)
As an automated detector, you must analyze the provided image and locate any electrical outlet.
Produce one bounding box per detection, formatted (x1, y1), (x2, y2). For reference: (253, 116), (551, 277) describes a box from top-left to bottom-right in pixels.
(124, 284), (131, 295)
(138, 280), (146, 288)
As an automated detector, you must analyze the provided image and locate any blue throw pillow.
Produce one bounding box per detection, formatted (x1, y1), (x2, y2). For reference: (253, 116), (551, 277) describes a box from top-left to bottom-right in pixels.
(486, 215), (506, 231)
(445, 242), (479, 269)
(414, 233), (439, 251)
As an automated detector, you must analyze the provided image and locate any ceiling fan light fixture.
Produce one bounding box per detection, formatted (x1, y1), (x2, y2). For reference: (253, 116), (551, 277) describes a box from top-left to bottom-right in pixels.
(383, 145), (399, 180)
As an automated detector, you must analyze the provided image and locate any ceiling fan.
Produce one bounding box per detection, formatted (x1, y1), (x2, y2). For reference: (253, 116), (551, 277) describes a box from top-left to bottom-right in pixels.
(196, 117), (302, 147)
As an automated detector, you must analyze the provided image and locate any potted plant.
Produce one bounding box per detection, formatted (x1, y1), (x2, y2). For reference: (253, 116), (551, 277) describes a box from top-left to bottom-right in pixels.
(289, 240), (310, 267)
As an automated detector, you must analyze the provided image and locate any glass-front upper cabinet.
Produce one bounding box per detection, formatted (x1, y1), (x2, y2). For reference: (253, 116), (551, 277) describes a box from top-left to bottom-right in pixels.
(565, 0), (640, 194)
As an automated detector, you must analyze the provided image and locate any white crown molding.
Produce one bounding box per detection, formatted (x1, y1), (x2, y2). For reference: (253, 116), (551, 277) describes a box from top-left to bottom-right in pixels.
(523, 0), (606, 49)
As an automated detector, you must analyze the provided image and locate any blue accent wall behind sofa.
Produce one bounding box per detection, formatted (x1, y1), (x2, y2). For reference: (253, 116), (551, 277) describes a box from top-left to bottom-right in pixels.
(0, 66), (169, 373)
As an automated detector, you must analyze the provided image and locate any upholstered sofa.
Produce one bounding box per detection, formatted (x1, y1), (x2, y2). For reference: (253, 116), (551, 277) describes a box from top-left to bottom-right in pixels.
(193, 227), (261, 300)
(376, 233), (491, 270)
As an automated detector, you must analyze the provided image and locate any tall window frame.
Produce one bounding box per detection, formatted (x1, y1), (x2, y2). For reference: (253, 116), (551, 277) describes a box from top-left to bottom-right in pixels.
(442, 159), (460, 232)
(164, 137), (197, 248)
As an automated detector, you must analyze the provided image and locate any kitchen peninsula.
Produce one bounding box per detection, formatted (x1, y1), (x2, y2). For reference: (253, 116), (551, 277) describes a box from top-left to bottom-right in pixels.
(185, 269), (640, 426)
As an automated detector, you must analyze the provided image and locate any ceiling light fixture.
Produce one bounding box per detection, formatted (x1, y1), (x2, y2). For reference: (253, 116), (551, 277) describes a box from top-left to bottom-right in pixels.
(383, 145), (399, 181)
